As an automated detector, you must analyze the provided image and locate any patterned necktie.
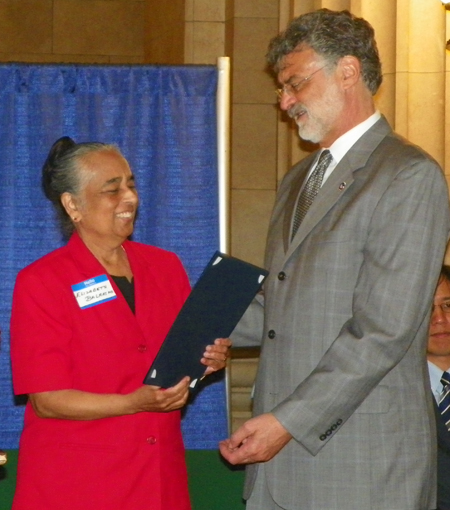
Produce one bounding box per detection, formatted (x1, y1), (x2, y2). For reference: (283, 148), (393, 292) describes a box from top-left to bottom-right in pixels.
(439, 371), (450, 431)
(291, 149), (333, 240)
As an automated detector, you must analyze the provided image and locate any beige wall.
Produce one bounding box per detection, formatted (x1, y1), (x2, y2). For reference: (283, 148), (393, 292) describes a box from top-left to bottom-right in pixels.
(0, 0), (146, 64)
(1, 0), (449, 266)
(146, 0), (185, 64)
(184, 0), (281, 267)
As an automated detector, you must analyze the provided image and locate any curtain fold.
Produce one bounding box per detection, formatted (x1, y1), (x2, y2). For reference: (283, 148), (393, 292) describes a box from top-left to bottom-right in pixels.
(0, 63), (226, 449)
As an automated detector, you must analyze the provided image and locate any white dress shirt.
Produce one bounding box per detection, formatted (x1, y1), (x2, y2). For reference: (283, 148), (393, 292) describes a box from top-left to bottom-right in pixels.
(320, 110), (382, 184)
(428, 360), (450, 403)
(290, 111), (382, 239)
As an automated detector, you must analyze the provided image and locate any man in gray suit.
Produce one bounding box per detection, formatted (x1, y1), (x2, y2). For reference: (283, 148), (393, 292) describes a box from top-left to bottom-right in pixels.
(220, 9), (450, 510)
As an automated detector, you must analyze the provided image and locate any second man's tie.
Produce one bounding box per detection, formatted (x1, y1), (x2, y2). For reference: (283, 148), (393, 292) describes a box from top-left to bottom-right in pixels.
(439, 371), (450, 431)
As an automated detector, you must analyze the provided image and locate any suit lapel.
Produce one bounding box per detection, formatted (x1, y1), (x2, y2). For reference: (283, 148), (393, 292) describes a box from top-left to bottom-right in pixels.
(67, 232), (110, 278)
(285, 116), (392, 261)
(121, 239), (148, 321)
(67, 232), (145, 335)
(282, 157), (313, 253)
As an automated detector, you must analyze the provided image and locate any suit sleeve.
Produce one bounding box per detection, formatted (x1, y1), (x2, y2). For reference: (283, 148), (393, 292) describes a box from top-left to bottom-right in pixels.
(272, 155), (450, 455)
(230, 294), (265, 348)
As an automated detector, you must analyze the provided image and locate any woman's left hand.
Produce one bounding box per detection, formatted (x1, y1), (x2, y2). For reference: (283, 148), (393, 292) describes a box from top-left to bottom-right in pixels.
(202, 337), (232, 376)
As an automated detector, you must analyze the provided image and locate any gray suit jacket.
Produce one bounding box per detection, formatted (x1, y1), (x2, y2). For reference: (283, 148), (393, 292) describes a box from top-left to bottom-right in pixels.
(233, 117), (450, 510)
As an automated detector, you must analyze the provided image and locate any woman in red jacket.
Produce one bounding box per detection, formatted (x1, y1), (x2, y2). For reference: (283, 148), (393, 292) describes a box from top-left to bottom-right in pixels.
(10, 137), (230, 510)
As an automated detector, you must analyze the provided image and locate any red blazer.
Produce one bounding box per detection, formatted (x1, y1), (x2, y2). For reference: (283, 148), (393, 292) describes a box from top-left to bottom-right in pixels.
(10, 233), (192, 510)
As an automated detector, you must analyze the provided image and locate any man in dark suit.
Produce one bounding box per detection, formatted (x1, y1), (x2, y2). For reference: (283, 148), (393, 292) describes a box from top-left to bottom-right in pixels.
(220, 8), (450, 510)
(428, 265), (450, 510)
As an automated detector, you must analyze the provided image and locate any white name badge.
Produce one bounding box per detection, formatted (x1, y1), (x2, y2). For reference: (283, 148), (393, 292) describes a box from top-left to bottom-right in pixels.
(72, 274), (117, 310)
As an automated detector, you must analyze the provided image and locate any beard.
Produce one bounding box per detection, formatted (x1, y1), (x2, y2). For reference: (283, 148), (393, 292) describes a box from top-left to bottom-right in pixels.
(288, 82), (344, 144)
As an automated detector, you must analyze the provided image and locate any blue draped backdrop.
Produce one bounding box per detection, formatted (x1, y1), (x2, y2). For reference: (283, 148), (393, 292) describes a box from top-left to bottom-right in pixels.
(0, 64), (227, 449)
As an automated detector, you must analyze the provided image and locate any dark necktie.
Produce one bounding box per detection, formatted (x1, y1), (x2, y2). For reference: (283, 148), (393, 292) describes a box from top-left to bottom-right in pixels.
(291, 149), (333, 240)
(439, 371), (450, 431)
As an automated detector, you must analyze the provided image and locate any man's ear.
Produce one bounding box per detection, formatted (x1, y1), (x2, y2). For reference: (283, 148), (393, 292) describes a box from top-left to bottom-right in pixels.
(339, 55), (361, 89)
(61, 192), (81, 222)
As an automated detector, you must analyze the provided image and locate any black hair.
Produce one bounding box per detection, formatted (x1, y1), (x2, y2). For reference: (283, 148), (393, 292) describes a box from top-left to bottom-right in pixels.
(441, 265), (450, 283)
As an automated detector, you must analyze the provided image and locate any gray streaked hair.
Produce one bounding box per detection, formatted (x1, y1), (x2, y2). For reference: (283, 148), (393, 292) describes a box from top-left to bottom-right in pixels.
(266, 9), (382, 95)
(42, 136), (120, 237)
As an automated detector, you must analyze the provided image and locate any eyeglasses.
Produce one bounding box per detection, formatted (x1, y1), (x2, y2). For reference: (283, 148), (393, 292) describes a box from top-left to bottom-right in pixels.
(432, 300), (450, 314)
(275, 64), (328, 101)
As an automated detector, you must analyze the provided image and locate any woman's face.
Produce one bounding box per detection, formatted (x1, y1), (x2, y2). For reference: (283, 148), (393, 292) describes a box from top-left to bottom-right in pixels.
(71, 149), (139, 246)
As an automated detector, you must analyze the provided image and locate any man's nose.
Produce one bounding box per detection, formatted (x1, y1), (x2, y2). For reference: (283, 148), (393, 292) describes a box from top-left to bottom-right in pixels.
(278, 91), (297, 111)
(432, 305), (447, 324)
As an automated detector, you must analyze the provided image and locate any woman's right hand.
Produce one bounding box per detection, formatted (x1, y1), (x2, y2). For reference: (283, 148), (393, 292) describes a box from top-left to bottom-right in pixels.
(29, 377), (191, 421)
(128, 376), (191, 414)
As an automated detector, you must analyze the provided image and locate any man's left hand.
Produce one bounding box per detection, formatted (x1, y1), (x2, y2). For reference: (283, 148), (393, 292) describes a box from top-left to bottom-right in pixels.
(219, 413), (292, 465)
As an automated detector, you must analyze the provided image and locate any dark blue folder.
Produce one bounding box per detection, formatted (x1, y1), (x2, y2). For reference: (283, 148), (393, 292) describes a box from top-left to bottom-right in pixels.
(143, 251), (268, 389)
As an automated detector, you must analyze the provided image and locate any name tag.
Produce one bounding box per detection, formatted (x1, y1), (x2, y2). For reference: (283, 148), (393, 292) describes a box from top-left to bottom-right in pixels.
(72, 274), (117, 310)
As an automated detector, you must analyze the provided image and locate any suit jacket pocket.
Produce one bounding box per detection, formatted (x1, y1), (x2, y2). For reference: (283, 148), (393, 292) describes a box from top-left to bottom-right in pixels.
(354, 384), (390, 414)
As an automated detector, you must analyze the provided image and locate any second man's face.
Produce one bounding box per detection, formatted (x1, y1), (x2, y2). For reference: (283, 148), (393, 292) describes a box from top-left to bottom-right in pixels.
(428, 276), (450, 368)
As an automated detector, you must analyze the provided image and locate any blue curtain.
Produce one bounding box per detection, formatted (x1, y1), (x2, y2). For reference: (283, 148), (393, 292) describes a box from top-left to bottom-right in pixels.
(0, 64), (227, 449)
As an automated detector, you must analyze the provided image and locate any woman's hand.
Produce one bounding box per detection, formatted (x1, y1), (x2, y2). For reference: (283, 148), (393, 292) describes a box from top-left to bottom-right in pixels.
(201, 337), (232, 376)
(29, 377), (191, 421)
(28, 338), (231, 421)
(128, 377), (191, 413)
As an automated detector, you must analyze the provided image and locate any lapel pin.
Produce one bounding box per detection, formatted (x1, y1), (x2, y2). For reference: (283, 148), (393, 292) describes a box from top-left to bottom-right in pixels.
(339, 182), (346, 190)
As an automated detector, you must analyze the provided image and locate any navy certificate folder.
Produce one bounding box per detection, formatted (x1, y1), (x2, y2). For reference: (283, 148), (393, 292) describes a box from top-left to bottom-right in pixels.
(143, 251), (268, 389)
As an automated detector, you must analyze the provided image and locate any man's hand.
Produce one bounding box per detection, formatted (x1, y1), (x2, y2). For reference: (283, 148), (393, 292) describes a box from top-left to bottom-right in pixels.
(202, 338), (232, 376)
(219, 413), (292, 465)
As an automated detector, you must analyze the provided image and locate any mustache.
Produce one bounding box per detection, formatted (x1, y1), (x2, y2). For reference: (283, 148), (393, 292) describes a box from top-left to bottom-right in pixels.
(287, 103), (306, 119)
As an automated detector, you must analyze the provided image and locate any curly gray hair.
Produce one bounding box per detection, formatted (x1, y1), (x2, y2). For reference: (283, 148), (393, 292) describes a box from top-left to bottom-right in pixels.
(267, 9), (382, 95)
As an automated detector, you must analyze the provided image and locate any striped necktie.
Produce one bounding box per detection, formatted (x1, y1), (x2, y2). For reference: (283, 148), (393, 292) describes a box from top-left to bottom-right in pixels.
(291, 149), (333, 240)
(439, 371), (450, 431)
